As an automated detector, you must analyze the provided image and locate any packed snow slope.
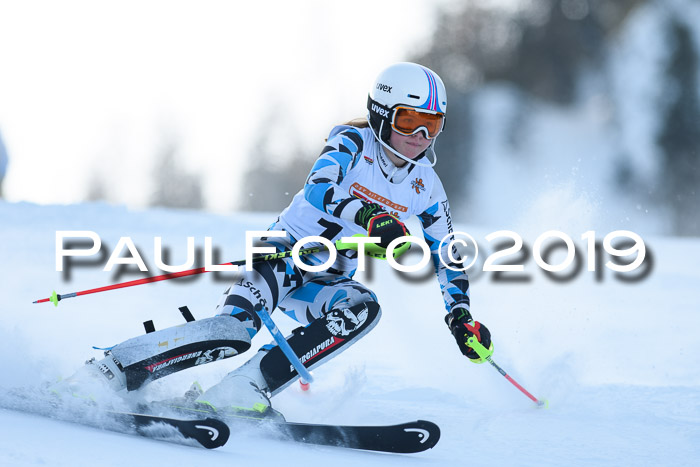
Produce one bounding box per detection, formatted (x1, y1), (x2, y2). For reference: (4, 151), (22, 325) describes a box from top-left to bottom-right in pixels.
(0, 201), (698, 466)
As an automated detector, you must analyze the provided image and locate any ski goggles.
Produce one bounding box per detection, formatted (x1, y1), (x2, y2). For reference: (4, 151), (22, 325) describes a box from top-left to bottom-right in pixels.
(391, 106), (445, 139)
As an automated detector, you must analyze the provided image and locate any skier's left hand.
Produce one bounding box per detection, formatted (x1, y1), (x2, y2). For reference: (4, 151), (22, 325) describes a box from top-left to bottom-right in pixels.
(445, 306), (493, 363)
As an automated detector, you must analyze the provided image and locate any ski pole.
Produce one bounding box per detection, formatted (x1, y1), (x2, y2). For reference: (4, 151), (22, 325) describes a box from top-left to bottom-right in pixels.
(254, 304), (314, 389)
(467, 336), (548, 408)
(33, 243), (334, 306)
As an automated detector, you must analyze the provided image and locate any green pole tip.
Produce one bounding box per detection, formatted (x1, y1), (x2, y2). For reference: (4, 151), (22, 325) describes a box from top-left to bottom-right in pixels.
(50, 291), (59, 307)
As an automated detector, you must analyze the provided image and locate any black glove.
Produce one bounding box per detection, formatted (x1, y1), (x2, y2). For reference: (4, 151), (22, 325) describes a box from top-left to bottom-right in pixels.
(445, 307), (493, 363)
(354, 202), (409, 249)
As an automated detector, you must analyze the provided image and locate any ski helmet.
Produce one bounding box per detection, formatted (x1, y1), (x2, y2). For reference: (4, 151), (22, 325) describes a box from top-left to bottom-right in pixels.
(367, 62), (447, 167)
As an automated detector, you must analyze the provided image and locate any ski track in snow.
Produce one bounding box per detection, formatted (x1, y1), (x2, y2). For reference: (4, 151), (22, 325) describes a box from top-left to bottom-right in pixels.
(0, 201), (699, 466)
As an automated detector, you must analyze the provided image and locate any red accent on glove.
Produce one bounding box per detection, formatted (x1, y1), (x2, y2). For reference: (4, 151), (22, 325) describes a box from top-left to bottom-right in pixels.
(463, 322), (481, 342)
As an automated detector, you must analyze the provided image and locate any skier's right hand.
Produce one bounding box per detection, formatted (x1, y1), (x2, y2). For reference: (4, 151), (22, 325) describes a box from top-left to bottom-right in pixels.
(354, 202), (410, 250)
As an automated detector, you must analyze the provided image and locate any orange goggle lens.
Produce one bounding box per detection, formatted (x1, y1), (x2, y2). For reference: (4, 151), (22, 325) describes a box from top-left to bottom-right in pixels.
(392, 107), (444, 139)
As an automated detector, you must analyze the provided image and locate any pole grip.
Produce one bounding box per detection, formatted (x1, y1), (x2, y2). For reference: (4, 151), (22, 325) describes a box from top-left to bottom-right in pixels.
(467, 335), (494, 361)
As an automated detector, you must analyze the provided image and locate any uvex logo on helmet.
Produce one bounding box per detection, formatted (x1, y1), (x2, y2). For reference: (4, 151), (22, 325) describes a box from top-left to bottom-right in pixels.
(371, 103), (389, 118)
(376, 83), (392, 93)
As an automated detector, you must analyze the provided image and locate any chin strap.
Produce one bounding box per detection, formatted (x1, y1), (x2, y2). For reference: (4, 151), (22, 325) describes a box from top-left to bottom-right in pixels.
(372, 119), (438, 168)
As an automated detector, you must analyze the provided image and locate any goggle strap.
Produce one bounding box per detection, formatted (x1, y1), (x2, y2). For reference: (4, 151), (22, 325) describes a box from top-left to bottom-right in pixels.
(367, 96), (393, 120)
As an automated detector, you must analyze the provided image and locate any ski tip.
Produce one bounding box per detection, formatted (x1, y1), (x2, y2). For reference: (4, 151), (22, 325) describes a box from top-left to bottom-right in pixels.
(402, 420), (441, 452)
(197, 417), (231, 449)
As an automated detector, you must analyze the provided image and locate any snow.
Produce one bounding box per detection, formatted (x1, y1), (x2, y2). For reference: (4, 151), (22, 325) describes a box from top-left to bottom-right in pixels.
(1, 200), (699, 466)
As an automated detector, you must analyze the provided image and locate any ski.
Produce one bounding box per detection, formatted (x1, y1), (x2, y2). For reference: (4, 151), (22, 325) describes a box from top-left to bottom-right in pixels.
(2, 388), (438, 453)
(110, 405), (439, 453)
(105, 409), (439, 453)
(0, 393), (231, 450)
(108, 412), (230, 449)
(266, 418), (440, 453)
(145, 397), (440, 453)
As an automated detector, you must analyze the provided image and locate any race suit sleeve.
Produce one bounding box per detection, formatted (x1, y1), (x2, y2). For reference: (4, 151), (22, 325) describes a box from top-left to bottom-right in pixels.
(418, 177), (471, 313)
(303, 127), (366, 223)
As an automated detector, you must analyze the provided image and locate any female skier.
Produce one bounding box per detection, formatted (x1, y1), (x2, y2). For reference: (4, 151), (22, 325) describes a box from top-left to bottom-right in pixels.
(71, 62), (493, 416)
(189, 62), (494, 414)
